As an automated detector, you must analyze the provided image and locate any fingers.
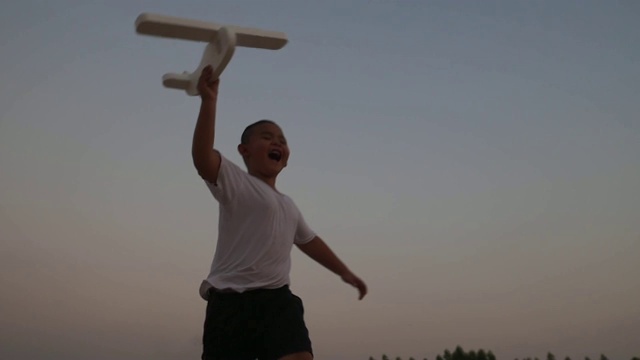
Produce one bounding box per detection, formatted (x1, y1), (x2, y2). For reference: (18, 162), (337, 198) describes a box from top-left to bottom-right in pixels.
(200, 65), (218, 85)
(198, 65), (220, 100)
(341, 273), (367, 300)
(201, 64), (213, 76)
(357, 279), (367, 300)
(348, 276), (367, 300)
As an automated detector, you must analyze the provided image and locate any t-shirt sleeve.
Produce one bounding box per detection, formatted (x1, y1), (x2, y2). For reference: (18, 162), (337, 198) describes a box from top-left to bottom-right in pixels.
(294, 209), (317, 245)
(204, 153), (247, 204)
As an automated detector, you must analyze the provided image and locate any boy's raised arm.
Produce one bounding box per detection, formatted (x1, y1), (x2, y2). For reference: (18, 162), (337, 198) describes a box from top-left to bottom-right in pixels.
(191, 65), (222, 184)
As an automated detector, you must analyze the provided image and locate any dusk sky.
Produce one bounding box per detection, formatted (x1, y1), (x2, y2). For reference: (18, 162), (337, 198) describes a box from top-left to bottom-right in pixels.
(1, 1), (639, 360)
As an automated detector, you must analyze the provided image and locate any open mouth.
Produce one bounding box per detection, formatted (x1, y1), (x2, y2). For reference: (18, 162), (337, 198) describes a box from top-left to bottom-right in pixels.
(268, 150), (282, 162)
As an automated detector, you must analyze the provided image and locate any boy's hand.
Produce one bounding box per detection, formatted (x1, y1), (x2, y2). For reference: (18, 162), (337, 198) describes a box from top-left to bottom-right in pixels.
(341, 271), (368, 300)
(197, 65), (219, 101)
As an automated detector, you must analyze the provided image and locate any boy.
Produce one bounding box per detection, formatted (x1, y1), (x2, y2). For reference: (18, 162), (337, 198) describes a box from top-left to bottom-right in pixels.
(192, 65), (367, 360)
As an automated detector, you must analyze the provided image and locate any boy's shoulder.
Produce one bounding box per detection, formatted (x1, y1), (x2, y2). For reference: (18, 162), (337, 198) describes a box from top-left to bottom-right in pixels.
(204, 152), (250, 200)
(206, 152), (292, 204)
(217, 151), (244, 172)
(213, 151), (253, 178)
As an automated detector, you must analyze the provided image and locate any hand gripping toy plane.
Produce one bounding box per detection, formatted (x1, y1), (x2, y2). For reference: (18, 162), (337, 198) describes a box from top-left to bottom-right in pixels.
(135, 13), (288, 96)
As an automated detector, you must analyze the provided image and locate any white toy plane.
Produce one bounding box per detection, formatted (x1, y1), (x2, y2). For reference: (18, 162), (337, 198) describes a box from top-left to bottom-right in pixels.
(135, 13), (288, 96)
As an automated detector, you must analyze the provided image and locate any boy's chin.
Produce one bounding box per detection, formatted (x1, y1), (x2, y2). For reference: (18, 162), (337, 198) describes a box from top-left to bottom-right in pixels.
(267, 162), (286, 172)
(254, 162), (285, 175)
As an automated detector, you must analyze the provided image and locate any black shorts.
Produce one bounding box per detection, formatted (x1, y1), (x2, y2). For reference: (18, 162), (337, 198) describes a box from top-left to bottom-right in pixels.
(201, 285), (313, 360)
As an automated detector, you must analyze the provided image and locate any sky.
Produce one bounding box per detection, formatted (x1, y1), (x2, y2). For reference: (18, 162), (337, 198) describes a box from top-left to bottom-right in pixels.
(1, 1), (639, 360)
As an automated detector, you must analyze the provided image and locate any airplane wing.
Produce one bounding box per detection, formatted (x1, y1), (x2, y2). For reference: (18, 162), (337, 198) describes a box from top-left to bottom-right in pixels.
(135, 13), (288, 50)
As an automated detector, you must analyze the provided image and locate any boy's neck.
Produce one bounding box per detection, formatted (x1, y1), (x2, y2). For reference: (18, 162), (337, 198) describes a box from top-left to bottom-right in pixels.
(248, 169), (277, 189)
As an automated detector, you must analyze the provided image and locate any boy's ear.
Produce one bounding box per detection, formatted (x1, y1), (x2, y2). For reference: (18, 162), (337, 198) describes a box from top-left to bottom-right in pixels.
(237, 143), (248, 158)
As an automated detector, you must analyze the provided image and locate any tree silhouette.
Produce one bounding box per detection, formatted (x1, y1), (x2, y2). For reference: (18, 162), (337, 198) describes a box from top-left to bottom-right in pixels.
(369, 349), (636, 360)
(452, 346), (466, 360)
(444, 349), (453, 360)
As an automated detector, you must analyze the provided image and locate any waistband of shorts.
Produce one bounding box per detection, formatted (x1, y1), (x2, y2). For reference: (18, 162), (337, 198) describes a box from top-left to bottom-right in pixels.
(208, 284), (290, 296)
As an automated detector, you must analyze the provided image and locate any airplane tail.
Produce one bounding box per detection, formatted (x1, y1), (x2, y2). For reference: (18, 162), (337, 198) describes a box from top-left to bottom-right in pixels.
(162, 73), (197, 96)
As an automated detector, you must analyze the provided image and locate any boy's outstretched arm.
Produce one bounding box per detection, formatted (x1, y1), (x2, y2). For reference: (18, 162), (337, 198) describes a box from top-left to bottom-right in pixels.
(296, 237), (368, 300)
(192, 65), (222, 184)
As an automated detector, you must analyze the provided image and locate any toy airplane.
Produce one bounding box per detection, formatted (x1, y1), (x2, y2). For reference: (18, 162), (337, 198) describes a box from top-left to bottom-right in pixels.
(135, 13), (288, 96)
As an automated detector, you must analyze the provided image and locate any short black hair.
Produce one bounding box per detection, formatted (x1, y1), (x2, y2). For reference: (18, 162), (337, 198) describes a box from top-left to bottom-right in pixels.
(240, 119), (277, 144)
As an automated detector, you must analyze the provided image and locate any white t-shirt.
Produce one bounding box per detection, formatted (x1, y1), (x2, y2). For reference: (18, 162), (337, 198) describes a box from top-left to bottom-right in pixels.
(199, 154), (316, 299)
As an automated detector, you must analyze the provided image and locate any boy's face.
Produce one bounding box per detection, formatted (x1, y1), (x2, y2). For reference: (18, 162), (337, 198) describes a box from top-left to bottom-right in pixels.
(238, 122), (290, 178)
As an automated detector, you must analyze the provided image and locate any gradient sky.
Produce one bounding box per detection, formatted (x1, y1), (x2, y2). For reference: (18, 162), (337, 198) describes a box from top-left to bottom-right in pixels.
(1, 1), (639, 360)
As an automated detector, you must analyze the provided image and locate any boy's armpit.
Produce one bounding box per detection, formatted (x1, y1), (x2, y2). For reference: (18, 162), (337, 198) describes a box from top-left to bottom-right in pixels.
(294, 233), (317, 246)
(294, 210), (316, 245)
